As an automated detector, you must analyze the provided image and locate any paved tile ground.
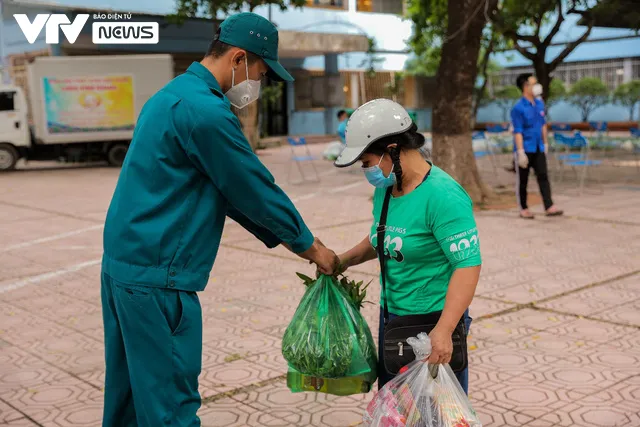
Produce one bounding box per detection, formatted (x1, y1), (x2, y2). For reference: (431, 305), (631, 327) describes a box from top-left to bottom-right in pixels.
(1, 145), (640, 426)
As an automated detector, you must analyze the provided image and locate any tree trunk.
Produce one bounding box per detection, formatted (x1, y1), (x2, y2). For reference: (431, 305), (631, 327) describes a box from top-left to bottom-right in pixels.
(432, 0), (498, 204)
(534, 60), (550, 104)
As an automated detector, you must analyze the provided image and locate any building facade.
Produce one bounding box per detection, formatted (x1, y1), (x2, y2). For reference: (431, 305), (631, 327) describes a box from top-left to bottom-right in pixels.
(478, 20), (640, 125)
(1, 0), (426, 139)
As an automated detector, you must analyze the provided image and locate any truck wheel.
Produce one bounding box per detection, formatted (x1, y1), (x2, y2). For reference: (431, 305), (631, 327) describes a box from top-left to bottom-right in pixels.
(0, 144), (19, 171)
(107, 143), (129, 167)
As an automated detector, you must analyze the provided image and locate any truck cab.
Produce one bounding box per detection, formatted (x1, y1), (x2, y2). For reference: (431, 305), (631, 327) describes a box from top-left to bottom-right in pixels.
(0, 85), (30, 170)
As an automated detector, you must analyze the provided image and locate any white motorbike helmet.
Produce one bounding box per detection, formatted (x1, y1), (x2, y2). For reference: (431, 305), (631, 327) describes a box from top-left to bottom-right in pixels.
(334, 98), (413, 168)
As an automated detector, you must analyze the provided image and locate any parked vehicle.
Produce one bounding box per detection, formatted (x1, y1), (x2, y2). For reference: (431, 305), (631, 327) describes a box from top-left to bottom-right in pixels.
(0, 54), (174, 171)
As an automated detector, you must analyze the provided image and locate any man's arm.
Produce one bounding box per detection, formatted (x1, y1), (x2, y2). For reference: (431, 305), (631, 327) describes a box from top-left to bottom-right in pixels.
(511, 106), (525, 151)
(542, 124), (549, 148)
(226, 204), (281, 249)
(186, 110), (311, 251)
(511, 106), (528, 169)
(228, 198), (333, 268)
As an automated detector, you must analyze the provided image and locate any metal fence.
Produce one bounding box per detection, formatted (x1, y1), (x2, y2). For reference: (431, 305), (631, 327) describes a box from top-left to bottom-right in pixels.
(492, 57), (640, 91)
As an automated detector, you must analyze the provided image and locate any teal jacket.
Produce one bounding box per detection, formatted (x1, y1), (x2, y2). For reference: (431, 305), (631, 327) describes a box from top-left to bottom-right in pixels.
(102, 62), (314, 291)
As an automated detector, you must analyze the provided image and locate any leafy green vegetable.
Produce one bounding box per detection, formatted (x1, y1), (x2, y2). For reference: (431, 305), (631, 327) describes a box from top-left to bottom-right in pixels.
(282, 274), (377, 379)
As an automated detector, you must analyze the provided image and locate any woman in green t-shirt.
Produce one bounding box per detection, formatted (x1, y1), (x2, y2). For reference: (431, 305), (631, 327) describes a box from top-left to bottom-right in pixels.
(333, 99), (482, 393)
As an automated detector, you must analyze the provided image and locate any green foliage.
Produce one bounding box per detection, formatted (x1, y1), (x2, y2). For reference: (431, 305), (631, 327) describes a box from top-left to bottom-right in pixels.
(613, 80), (640, 120)
(283, 274), (376, 379)
(493, 85), (521, 121)
(476, 86), (492, 109)
(491, 0), (598, 102)
(296, 271), (372, 310)
(548, 78), (567, 103)
(404, 0), (509, 122)
(260, 82), (283, 109)
(404, 0), (446, 77)
(171, 0), (305, 20)
(359, 37), (385, 78)
(567, 77), (610, 121)
(545, 78), (567, 118)
(384, 72), (405, 101)
(404, 51), (440, 77)
(405, 0), (509, 78)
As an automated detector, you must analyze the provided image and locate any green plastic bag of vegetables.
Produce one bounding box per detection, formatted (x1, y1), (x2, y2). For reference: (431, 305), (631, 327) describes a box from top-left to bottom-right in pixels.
(282, 273), (377, 381)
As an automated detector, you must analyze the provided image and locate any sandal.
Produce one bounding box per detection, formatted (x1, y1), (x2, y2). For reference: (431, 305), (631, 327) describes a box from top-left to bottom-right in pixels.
(545, 210), (564, 217)
(520, 210), (535, 219)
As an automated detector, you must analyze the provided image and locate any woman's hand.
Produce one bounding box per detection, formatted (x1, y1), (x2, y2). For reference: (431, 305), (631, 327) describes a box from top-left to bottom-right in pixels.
(337, 253), (351, 274)
(427, 325), (453, 365)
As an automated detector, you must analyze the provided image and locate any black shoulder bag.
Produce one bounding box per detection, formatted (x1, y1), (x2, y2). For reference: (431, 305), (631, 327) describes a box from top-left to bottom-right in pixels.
(376, 187), (468, 376)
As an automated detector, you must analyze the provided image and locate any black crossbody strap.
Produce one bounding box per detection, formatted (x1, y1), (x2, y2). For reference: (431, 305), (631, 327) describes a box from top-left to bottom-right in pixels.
(376, 187), (393, 325)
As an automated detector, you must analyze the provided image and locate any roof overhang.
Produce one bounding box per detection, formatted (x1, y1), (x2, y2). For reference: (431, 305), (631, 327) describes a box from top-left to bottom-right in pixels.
(278, 30), (370, 58)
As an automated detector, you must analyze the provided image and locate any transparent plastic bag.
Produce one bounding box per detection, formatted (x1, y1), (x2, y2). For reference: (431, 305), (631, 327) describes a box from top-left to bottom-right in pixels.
(363, 333), (482, 427)
(282, 274), (377, 380)
(323, 141), (345, 160)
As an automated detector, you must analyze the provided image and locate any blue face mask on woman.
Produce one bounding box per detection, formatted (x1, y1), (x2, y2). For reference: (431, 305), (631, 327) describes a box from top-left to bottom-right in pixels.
(363, 154), (396, 188)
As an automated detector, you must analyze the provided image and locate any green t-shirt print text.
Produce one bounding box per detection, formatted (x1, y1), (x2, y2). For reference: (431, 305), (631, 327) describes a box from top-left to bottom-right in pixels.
(369, 166), (482, 317)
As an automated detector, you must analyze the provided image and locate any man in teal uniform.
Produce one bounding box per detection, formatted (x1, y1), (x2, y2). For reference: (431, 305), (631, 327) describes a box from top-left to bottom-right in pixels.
(100, 12), (339, 426)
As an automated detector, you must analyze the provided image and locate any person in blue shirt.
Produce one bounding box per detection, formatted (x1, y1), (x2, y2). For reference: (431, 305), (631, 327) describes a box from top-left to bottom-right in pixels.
(100, 12), (339, 426)
(337, 109), (348, 144)
(511, 73), (563, 219)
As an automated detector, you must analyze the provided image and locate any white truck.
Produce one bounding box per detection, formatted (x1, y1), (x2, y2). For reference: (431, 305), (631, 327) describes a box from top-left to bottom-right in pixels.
(0, 54), (174, 171)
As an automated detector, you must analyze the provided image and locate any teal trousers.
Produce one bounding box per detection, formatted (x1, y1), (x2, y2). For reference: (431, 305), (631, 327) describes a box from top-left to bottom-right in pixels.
(101, 272), (202, 426)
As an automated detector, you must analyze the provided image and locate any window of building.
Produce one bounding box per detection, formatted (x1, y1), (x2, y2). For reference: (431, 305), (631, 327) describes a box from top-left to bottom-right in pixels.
(0, 92), (16, 112)
(357, 0), (404, 14)
(305, 0), (346, 10)
(293, 71), (347, 110)
(357, 0), (372, 11)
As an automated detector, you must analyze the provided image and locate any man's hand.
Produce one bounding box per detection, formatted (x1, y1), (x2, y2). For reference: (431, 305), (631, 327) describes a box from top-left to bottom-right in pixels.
(517, 149), (529, 169)
(544, 144), (549, 155)
(299, 238), (340, 275)
(426, 325), (453, 365)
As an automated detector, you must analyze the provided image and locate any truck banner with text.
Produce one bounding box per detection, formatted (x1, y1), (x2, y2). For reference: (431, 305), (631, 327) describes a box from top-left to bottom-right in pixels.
(43, 75), (135, 134)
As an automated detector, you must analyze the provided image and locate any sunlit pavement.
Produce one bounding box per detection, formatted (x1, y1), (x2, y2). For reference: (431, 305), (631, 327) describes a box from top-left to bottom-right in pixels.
(1, 144), (639, 426)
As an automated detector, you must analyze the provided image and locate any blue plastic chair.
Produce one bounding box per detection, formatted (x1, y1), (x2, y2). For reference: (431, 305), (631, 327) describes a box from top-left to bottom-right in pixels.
(589, 121), (608, 132)
(554, 132), (602, 195)
(588, 121), (618, 155)
(549, 124), (572, 153)
(287, 137), (320, 184)
(471, 130), (501, 176)
(486, 124), (511, 152)
(472, 131), (486, 140)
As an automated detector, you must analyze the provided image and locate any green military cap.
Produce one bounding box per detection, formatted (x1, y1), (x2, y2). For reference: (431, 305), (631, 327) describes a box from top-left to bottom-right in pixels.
(218, 12), (293, 82)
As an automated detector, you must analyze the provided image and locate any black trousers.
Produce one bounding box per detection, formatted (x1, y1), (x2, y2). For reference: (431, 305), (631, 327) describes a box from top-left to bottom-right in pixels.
(515, 151), (554, 210)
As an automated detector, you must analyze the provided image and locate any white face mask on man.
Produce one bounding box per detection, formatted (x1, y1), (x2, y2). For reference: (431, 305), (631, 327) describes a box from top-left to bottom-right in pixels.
(225, 58), (261, 109)
(532, 83), (543, 97)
